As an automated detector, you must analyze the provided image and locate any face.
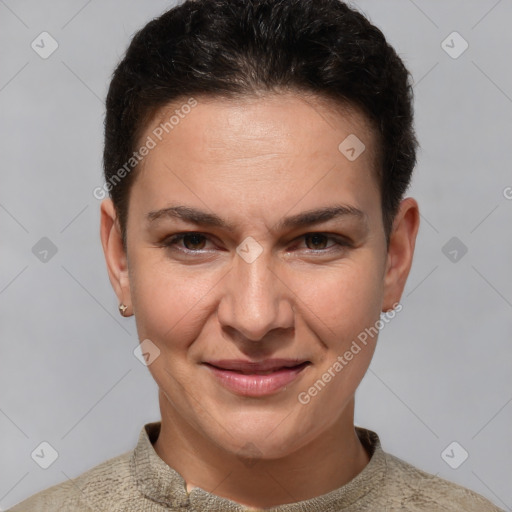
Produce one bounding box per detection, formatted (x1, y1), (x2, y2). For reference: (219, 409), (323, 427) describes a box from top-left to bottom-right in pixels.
(101, 92), (418, 459)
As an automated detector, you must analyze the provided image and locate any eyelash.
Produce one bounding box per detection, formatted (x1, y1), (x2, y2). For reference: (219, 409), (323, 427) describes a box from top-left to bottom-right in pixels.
(159, 232), (351, 255)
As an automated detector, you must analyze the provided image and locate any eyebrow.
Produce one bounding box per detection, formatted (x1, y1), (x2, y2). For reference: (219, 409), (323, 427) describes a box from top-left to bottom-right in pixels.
(146, 204), (367, 232)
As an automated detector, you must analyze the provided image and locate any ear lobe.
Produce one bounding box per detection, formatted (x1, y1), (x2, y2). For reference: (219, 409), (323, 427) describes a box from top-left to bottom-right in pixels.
(99, 198), (131, 306)
(382, 197), (420, 311)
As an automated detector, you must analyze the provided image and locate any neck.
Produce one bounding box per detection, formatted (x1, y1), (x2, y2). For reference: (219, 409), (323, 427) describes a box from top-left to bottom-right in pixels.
(153, 391), (370, 509)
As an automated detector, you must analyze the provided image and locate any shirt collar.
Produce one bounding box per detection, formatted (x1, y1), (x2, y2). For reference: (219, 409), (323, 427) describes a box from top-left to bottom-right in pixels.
(131, 421), (387, 511)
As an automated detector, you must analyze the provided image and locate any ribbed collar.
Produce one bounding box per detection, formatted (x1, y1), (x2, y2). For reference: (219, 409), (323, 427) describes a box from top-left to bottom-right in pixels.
(131, 421), (387, 511)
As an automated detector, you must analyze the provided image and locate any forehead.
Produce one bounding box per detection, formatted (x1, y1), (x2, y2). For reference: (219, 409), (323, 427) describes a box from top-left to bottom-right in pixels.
(142, 92), (377, 166)
(129, 92), (381, 228)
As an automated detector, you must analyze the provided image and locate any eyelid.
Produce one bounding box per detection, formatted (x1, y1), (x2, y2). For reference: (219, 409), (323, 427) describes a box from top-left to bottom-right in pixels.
(160, 231), (352, 254)
(290, 233), (352, 252)
(159, 232), (216, 252)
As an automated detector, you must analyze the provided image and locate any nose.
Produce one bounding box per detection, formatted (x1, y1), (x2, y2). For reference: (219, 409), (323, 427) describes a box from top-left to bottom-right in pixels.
(216, 249), (295, 342)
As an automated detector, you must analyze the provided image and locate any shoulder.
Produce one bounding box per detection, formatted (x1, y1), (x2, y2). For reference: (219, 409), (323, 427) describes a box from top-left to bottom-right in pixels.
(6, 450), (138, 512)
(381, 450), (503, 511)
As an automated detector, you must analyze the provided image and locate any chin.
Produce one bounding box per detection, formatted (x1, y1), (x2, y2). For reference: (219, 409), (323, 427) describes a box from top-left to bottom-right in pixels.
(206, 409), (316, 460)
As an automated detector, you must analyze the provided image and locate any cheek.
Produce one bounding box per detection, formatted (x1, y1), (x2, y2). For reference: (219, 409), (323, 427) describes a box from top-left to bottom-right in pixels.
(292, 255), (384, 340)
(293, 260), (383, 416)
(130, 246), (385, 352)
(129, 255), (220, 346)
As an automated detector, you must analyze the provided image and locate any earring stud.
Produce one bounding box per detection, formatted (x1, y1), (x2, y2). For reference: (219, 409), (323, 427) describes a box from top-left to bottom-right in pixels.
(119, 303), (128, 316)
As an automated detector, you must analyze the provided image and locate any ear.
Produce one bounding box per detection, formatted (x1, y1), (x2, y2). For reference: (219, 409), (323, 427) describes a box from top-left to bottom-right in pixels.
(99, 198), (132, 314)
(382, 197), (420, 311)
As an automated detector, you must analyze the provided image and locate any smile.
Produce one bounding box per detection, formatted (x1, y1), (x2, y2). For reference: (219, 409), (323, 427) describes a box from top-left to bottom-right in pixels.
(203, 361), (311, 397)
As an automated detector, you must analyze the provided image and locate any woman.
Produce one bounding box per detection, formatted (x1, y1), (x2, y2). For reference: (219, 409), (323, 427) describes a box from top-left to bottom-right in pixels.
(8, 0), (503, 510)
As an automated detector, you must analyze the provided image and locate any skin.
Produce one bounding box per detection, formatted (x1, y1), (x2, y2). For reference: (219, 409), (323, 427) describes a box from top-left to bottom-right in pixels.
(100, 92), (420, 508)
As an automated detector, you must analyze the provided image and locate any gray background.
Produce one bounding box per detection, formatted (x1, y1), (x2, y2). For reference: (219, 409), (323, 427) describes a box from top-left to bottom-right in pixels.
(0, 0), (511, 510)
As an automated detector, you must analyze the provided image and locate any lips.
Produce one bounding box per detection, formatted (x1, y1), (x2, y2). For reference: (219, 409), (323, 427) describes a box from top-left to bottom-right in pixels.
(204, 359), (311, 374)
(203, 359), (311, 397)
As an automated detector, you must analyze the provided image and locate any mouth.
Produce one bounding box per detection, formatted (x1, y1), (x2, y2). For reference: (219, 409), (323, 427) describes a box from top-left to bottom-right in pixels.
(202, 359), (311, 397)
(203, 359), (311, 374)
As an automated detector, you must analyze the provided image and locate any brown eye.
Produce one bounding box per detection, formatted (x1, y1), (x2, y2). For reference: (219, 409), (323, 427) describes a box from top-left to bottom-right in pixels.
(304, 233), (329, 250)
(162, 232), (211, 252)
(180, 233), (207, 250)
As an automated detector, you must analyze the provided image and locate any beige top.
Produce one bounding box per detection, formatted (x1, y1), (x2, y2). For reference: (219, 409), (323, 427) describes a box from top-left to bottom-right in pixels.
(7, 422), (503, 511)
